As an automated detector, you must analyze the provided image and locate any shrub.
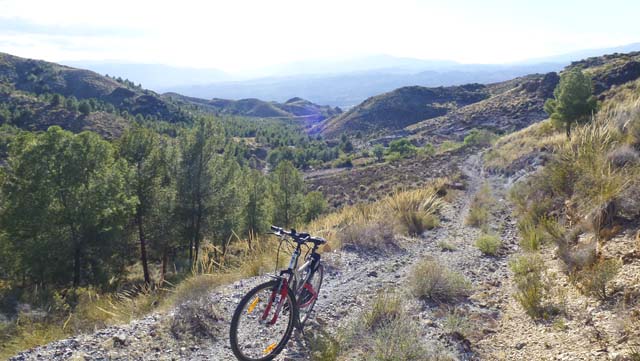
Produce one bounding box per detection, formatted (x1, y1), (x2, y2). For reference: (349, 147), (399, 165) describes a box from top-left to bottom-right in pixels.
(388, 138), (417, 156)
(334, 155), (353, 168)
(465, 206), (489, 228)
(314, 293), (455, 361)
(509, 254), (550, 319)
(577, 258), (621, 300)
(476, 233), (501, 256)
(363, 293), (403, 331)
(517, 219), (544, 252)
(465, 183), (493, 228)
(464, 129), (497, 146)
(443, 308), (470, 336)
(439, 140), (463, 153)
(409, 258), (471, 302)
(438, 240), (457, 252)
(309, 330), (340, 361)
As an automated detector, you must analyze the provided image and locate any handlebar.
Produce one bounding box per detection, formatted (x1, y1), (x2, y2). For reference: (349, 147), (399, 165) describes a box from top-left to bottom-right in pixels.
(269, 225), (326, 245)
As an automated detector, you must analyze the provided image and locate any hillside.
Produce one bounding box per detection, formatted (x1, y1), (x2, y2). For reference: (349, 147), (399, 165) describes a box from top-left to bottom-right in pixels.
(317, 83), (491, 138)
(408, 52), (640, 145)
(164, 93), (341, 122)
(0, 52), (191, 136)
(406, 73), (559, 143)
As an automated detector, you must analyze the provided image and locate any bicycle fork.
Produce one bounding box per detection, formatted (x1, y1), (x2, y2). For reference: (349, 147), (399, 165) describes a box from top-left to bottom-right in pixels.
(261, 278), (289, 325)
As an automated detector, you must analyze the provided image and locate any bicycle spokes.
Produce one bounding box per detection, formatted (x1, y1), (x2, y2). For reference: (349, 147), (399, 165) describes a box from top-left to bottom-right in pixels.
(231, 281), (294, 360)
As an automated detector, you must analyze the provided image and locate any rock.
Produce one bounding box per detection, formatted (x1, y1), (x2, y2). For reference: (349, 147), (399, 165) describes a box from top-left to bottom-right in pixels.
(113, 333), (128, 347)
(515, 342), (526, 350)
(367, 270), (378, 277)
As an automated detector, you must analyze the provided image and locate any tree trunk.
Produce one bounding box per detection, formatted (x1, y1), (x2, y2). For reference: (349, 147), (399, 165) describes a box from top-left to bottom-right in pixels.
(566, 122), (571, 139)
(73, 245), (81, 287)
(160, 248), (168, 284)
(137, 211), (151, 284)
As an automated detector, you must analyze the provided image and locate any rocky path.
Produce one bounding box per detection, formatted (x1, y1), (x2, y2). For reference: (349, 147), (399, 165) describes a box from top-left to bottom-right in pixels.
(11, 153), (523, 361)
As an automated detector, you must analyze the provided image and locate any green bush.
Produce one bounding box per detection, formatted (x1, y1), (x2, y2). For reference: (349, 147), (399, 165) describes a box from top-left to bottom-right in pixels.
(517, 219), (544, 252)
(409, 258), (471, 302)
(464, 129), (497, 146)
(476, 233), (501, 256)
(577, 258), (621, 300)
(388, 138), (417, 156)
(509, 254), (550, 319)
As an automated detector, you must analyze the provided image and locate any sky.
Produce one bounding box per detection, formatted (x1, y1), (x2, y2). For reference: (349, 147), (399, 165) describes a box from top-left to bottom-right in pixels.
(1, 0), (639, 73)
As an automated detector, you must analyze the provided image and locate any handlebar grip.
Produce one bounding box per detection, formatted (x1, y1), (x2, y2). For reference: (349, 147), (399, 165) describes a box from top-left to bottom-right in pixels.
(270, 225), (282, 232)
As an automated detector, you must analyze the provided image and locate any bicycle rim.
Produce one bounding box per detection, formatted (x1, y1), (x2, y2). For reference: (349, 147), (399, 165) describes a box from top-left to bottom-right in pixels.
(230, 281), (296, 361)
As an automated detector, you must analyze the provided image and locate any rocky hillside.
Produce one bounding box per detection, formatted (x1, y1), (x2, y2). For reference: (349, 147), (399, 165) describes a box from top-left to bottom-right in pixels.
(407, 73), (559, 144)
(164, 94), (341, 122)
(316, 84), (490, 138)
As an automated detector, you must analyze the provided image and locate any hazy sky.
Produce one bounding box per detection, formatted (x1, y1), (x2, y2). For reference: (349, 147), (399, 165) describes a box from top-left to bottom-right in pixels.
(1, 0), (638, 72)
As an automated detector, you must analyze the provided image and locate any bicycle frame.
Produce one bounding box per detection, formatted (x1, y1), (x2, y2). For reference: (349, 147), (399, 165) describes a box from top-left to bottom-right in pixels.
(262, 239), (320, 328)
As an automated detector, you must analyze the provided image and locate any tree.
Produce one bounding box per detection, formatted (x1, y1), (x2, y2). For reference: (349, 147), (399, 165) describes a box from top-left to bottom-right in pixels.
(78, 101), (92, 116)
(304, 191), (327, 223)
(271, 160), (305, 228)
(243, 168), (272, 242)
(544, 68), (597, 138)
(147, 135), (180, 283)
(373, 144), (385, 162)
(176, 117), (223, 266)
(340, 139), (354, 153)
(65, 96), (78, 111)
(118, 126), (163, 284)
(0, 127), (136, 286)
(50, 93), (63, 107)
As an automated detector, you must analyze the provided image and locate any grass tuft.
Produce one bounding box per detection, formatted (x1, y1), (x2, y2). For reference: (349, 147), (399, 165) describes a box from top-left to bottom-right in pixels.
(409, 258), (471, 302)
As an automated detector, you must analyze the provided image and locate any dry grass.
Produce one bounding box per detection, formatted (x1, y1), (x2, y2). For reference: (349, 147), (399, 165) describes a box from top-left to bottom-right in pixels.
(484, 120), (565, 173)
(307, 179), (447, 251)
(384, 185), (444, 236)
(465, 182), (494, 229)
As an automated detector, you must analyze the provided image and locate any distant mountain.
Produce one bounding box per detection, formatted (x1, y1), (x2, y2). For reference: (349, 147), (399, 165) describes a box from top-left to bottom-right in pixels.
(258, 54), (460, 77)
(62, 61), (230, 90)
(164, 93), (341, 122)
(517, 43), (640, 65)
(166, 63), (564, 108)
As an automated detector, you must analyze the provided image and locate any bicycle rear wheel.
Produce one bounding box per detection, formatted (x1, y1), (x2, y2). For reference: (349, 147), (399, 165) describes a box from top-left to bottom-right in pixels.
(297, 264), (324, 327)
(230, 280), (296, 361)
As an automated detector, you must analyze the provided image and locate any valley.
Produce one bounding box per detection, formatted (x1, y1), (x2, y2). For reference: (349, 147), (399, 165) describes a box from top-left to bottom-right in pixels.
(1, 48), (640, 361)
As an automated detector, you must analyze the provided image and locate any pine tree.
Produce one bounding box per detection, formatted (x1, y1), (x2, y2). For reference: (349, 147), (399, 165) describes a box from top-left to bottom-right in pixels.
(118, 126), (163, 284)
(544, 68), (597, 138)
(271, 160), (305, 228)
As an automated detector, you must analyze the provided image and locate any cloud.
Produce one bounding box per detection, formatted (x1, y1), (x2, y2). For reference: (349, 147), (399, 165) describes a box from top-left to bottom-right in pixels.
(0, 0), (638, 71)
(0, 17), (144, 37)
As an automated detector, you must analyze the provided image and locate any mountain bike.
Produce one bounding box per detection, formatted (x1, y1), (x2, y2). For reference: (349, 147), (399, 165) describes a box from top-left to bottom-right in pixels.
(229, 226), (326, 361)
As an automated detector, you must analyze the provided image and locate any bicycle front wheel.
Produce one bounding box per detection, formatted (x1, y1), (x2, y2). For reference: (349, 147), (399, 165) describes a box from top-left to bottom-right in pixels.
(229, 280), (296, 361)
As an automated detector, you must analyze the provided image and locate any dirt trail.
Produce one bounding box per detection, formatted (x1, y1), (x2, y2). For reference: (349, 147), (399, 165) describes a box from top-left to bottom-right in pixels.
(11, 152), (523, 361)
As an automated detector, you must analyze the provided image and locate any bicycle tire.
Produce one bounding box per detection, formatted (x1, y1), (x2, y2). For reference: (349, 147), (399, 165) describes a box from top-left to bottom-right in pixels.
(298, 264), (324, 327)
(229, 280), (297, 361)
